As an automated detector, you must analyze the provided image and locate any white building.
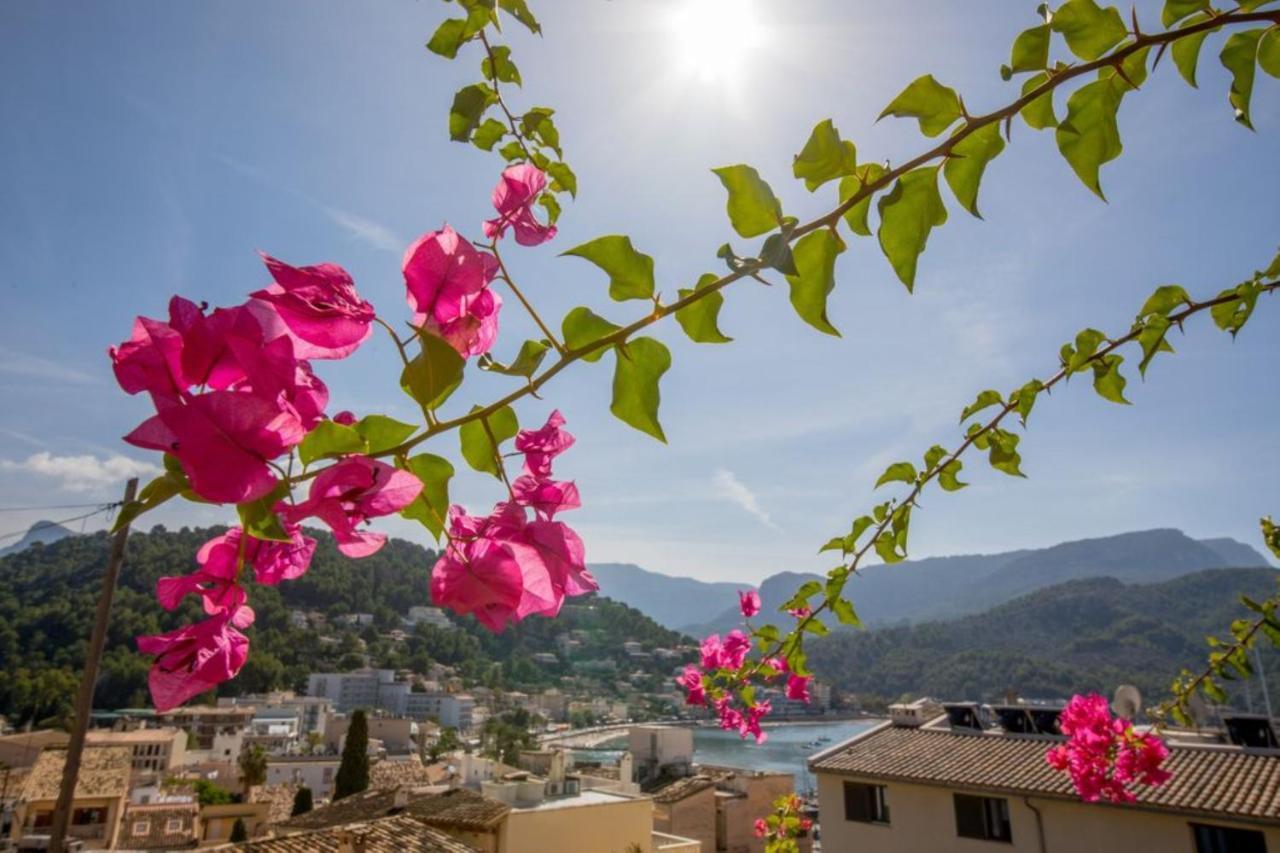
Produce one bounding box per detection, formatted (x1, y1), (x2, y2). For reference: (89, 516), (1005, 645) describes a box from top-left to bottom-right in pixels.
(307, 669), (474, 730)
(404, 606), (452, 630)
(265, 756), (341, 799)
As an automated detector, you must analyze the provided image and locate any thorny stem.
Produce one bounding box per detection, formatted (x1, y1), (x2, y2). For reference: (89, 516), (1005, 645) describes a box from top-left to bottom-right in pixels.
(481, 415), (516, 500)
(740, 280), (1279, 683)
(1155, 613), (1273, 725)
(479, 30), (536, 162)
(492, 241), (566, 354)
(198, 10), (1280, 493)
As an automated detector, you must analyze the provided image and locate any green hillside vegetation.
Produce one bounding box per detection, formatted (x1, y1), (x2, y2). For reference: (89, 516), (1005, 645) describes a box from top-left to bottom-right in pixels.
(807, 568), (1280, 708)
(0, 526), (689, 727)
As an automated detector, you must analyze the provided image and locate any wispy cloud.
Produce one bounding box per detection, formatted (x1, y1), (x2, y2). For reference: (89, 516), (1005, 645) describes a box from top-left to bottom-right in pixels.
(0, 348), (95, 384)
(1, 452), (160, 493)
(712, 468), (778, 530)
(323, 206), (404, 253)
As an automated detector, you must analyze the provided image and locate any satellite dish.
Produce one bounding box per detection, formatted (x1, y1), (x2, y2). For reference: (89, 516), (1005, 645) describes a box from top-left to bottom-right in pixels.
(1112, 685), (1142, 720)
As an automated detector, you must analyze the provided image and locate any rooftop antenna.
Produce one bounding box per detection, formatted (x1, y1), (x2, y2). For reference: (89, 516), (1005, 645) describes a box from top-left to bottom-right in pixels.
(1111, 685), (1142, 721)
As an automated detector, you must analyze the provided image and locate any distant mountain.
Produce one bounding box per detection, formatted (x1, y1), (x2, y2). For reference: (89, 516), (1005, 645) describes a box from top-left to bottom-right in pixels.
(0, 520), (76, 558)
(806, 567), (1280, 706)
(587, 562), (750, 631)
(681, 529), (1270, 636)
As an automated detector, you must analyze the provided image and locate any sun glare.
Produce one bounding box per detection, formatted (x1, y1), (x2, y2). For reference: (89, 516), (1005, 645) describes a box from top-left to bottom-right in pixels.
(666, 0), (768, 85)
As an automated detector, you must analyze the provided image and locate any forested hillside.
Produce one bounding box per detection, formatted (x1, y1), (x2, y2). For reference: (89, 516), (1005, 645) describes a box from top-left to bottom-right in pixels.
(0, 526), (689, 727)
(807, 568), (1280, 709)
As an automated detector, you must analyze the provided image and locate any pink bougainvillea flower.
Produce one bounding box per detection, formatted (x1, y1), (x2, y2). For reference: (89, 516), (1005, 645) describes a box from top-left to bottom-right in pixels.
(741, 699), (771, 744)
(482, 164), (558, 247)
(402, 225), (503, 357)
(700, 634), (723, 671)
(250, 253), (374, 360)
(511, 474), (581, 520)
(764, 656), (789, 678)
(332, 410), (357, 426)
(753, 819), (768, 839)
(720, 630), (751, 670)
(109, 307), (188, 403)
(787, 605), (812, 620)
(785, 674), (813, 703)
(515, 410), (575, 479)
(124, 391), (304, 504)
(280, 455), (422, 558)
(137, 606), (253, 712)
(739, 589), (762, 618)
(678, 665), (706, 706)
(715, 696), (743, 733)
(155, 539), (246, 617)
(1045, 693), (1172, 803)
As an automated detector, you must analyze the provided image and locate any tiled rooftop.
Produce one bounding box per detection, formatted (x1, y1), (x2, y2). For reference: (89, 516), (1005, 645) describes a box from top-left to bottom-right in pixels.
(21, 746), (132, 801)
(236, 813), (478, 852)
(122, 802), (199, 850)
(650, 775), (716, 804)
(810, 720), (1280, 821)
(279, 787), (509, 833)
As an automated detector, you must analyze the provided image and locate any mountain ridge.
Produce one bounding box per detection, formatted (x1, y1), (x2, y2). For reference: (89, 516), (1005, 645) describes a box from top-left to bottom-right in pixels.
(0, 520), (77, 558)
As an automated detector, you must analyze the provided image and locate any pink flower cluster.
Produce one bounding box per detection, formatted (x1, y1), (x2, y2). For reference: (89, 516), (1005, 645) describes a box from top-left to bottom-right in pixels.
(113, 164), (561, 713)
(677, 595), (816, 745)
(1045, 693), (1172, 803)
(429, 411), (597, 631)
(753, 794), (812, 847)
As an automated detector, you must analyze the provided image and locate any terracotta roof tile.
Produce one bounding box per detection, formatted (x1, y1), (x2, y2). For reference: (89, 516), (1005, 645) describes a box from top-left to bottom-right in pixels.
(278, 787), (509, 834)
(237, 813), (478, 852)
(122, 802), (200, 849)
(20, 746), (131, 802)
(810, 722), (1280, 821)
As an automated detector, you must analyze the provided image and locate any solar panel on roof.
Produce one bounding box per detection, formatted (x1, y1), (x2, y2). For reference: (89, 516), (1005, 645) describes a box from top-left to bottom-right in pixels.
(1222, 715), (1279, 749)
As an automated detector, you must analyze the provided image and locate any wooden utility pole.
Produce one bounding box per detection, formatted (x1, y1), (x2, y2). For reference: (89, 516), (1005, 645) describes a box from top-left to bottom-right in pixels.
(49, 478), (138, 853)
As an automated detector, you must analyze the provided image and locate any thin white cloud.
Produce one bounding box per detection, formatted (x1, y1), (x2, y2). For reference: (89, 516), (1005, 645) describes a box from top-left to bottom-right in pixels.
(0, 348), (95, 384)
(1, 452), (160, 493)
(323, 206), (404, 253)
(712, 468), (778, 530)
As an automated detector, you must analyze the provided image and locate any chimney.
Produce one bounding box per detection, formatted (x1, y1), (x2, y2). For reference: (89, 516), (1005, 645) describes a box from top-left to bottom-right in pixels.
(393, 786), (409, 809)
(337, 827), (369, 853)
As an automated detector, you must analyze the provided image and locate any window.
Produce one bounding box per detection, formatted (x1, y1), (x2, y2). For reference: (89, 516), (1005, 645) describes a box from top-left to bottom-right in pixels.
(166, 818), (184, 833)
(133, 821), (151, 836)
(954, 794), (1012, 843)
(1192, 823), (1268, 853)
(843, 781), (890, 824)
(72, 807), (107, 826)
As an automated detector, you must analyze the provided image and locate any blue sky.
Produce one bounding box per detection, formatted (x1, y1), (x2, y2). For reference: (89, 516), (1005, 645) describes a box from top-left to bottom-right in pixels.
(1, 0), (1277, 583)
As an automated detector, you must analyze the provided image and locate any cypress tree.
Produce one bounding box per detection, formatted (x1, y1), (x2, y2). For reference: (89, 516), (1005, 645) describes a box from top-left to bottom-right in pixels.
(333, 709), (370, 800)
(290, 786), (313, 816)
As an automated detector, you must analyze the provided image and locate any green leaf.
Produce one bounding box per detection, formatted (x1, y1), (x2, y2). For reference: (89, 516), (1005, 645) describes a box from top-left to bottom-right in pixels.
(1067, 328), (1107, 371)
(481, 44), (521, 85)
(399, 454), (454, 541)
(459, 405), (519, 478)
(427, 18), (474, 59)
(1221, 29), (1265, 129)
(924, 444), (948, 472)
(498, 140), (525, 162)
(545, 161), (578, 198)
(521, 107), (560, 154)
(539, 192), (562, 224)
(1007, 24), (1051, 75)
(792, 119), (858, 191)
(112, 469), (187, 533)
(837, 164), (886, 237)
(1100, 46), (1151, 92)
(1091, 354), (1130, 403)
(876, 461), (918, 489)
(1139, 284), (1191, 317)
(449, 83), (496, 142)
(498, 0), (540, 32)
(1012, 379), (1045, 425)
(480, 339), (551, 377)
(1050, 0), (1128, 61)
(299, 420), (367, 466)
(561, 235), (656, 302)
(1211, 281), (1262, 336)
(1264, 246), (1280, 279)
(831, 597), (861, 627)
(354, 415), (418, 454)
(987, 430), (1026, 477)
(876, 166), (948, 291)
(1260, 28), (1280, 78)
(401, 330), (465, 410)
(1020, 72), (1059, 130)
(472, 118), (508, 151)
(943, 122), (1006, 218)
(961, 389), (1004, 423)
(1171, 14), (1216, 88)
(675, 274), (732, 344)
(238, 482), (292, 543)
(785, 229), (846, 336)
(1055, 78), (1124, 199)
(878, 74), (964, 137)
(938, 460), (967, 491)
(562, 307), (621, 362)
(611, 337), (671, 442)
(712, 165), (783, 238)
(1162, 0), (1209, 28)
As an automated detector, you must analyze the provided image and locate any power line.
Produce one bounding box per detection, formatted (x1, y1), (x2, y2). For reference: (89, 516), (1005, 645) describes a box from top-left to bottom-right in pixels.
(0, 502), (120, 513)
(0, 506), (120, 544)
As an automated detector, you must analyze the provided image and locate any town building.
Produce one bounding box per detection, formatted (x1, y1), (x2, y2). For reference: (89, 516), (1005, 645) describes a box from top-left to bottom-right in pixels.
(325, 715), (417, 755)
(810, 705), (1280, 853)
(222, 691), (332, 736)
(234, 811), (481, 851)
(265, 756), (342, 800)
(8, 746), (131, 849)
(648, 766), (809, 853)
(629, 725), (694, 784)
(405, 605), (453, 630)
(154, 704), (254, 758)
(85, 727), (187, 778)
(120, 800), (200, 849)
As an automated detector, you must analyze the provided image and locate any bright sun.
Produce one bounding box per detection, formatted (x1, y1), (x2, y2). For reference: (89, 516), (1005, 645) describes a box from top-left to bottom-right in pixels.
(666, 0), (768, 85)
